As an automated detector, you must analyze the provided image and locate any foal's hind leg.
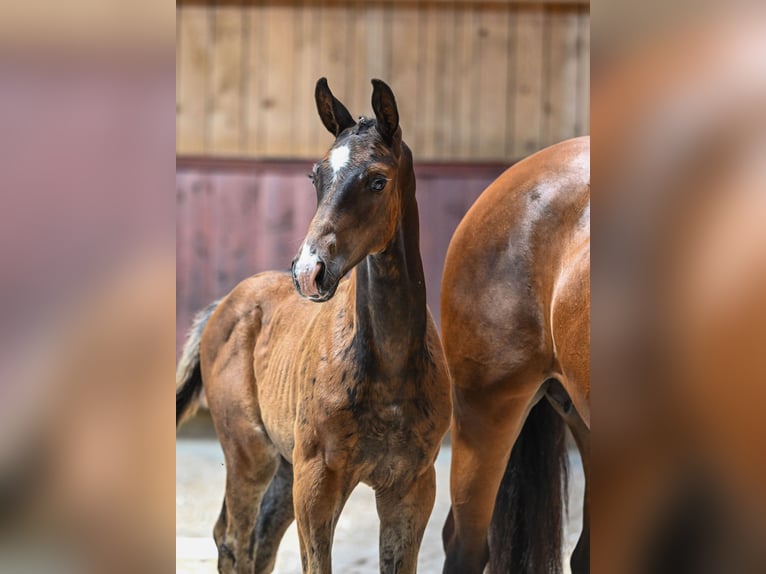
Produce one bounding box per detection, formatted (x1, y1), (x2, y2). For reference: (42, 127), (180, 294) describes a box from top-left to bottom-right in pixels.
(253, 457), (295, 574)
(216, 424), (278, 573)
(207, 370), (278, 572)
(376, 466), (437, 573)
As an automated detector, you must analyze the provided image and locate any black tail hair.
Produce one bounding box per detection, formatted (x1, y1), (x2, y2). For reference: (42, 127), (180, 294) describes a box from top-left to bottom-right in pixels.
(176, 299), (220, 427)
(488, 398), (569, 574)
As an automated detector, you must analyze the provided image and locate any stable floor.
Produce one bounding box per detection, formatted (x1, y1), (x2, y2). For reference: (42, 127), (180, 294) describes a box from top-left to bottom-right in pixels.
(177, 438), (584, 573)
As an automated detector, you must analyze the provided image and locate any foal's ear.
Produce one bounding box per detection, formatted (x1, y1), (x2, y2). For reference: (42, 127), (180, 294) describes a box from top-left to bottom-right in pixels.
(371, 79), (400, 146)
(315, 77), (355, 137)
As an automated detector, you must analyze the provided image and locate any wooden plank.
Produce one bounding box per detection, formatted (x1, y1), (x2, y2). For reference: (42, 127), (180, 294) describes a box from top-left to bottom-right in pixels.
(210, 5), (244, 155)
(454, 5), (479, 158)
(316, 1), (350, 148)
(232, 173), (260, 280)
(348, 3), (370, 117)
(177, 2), (588, 161)
(544, 6), (579, 145)
(175, 172), (192, 354)
(433, 4), (457, 159)
(295, 1), (322, 157)
(346, 2), (390, 119)
(389, 4), (419, 151)
(576, 6), (590, 135)
(246, 4), (267, 156)
(243, 168), (264, 274)
(259, 171), (296, 271)
(188, 172), (215, 310)
(512, 6), (544, 157)
(505, 7), (518, 158)
(262, 4), (296, 157)
(367, 3), (390, 85)
(476, 4), (511, 160)
(416, 3), (438, 159)
(177, 5), (212, 155)
(214, 174), (250, 293)
(176, 5), (182, 148)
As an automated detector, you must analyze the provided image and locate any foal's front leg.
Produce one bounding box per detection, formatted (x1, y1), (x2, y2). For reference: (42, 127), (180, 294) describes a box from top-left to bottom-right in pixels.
(292, 453), (352, 574)
(376, 466), (437, 574)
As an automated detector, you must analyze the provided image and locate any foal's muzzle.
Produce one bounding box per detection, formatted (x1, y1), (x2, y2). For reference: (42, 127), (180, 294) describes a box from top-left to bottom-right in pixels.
(295, 259), (324, 298)
(292, 246), (337, 302)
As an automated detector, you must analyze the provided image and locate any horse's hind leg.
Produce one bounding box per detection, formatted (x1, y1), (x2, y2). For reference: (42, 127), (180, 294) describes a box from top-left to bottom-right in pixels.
(253, 457), (295, 574)
(376, 466), (437, 574)
(546, 380), (590, 574)
(443, 375), (541, 574)
(568, 412), (590, 574)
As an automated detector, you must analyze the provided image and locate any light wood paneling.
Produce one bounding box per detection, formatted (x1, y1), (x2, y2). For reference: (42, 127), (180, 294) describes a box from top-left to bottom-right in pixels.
(513, 6), (545, 157)
(433, 5), (456, 158)
(576, 6), (590, 134)
(476, 4), (511, 160)
(176, 1), (590, 161)
(389, 3), (420, 151)
(295, 1), (322, 156)
(544, 5), (579, 144)
(177, 5), (212, 154)
(454, 5), (478, 159)
(210, 6), (244, 154)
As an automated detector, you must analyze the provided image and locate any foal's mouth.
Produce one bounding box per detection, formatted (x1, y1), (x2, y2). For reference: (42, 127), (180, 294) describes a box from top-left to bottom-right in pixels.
(291, 259), (339, 303)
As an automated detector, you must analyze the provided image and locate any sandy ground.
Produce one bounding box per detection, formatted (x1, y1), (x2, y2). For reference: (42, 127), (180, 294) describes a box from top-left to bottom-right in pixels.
(177, 438), (584, 573)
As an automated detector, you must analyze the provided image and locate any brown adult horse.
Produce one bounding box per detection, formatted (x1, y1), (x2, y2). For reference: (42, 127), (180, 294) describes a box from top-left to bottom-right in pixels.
(441, 137), (590, 574)
(176, 78), (451, 574)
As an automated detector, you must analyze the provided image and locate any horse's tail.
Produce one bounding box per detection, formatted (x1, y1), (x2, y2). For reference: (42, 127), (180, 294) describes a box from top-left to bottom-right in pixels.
(176, 299), (220, 428)
(488, 398), (569, 574)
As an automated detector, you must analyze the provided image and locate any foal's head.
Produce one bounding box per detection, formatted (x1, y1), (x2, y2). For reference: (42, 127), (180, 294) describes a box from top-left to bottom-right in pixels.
(292, 78), (406, 302)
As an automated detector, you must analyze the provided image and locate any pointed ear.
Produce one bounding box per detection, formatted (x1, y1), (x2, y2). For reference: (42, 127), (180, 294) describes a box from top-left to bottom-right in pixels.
(315, 77), (355, 137)
(371, 79), (399, 145)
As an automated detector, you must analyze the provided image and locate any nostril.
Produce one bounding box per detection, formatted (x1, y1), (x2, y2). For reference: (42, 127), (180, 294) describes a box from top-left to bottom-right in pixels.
(315, 260), (326, 285)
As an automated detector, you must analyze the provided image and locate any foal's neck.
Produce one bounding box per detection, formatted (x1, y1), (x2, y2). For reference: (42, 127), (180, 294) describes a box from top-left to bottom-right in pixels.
(352, 148), (427, 376)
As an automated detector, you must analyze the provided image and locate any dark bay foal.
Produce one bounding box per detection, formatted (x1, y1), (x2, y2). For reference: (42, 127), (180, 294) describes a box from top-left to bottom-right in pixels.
(177, 78), (451, 574)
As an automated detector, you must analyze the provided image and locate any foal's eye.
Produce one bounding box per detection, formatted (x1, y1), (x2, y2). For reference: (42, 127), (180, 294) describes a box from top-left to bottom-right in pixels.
(370, 177), (387, 192)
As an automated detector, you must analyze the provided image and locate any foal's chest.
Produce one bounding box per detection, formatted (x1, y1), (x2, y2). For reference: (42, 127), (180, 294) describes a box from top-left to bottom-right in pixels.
(311, 369), (440, 479)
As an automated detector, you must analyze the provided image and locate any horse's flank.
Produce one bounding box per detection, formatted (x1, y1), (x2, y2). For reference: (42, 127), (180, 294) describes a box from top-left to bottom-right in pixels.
(441, 136), (590, 574)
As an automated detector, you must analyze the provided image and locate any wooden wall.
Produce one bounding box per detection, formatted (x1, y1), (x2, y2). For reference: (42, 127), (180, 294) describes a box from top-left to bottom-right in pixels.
(176, 158), (507, 353)
(176, 1), (590, 162)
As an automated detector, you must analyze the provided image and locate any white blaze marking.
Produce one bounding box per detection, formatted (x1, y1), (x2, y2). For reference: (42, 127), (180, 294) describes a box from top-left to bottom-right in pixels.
(329, 145), (350, 177)
(295, 242), (318, 273)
